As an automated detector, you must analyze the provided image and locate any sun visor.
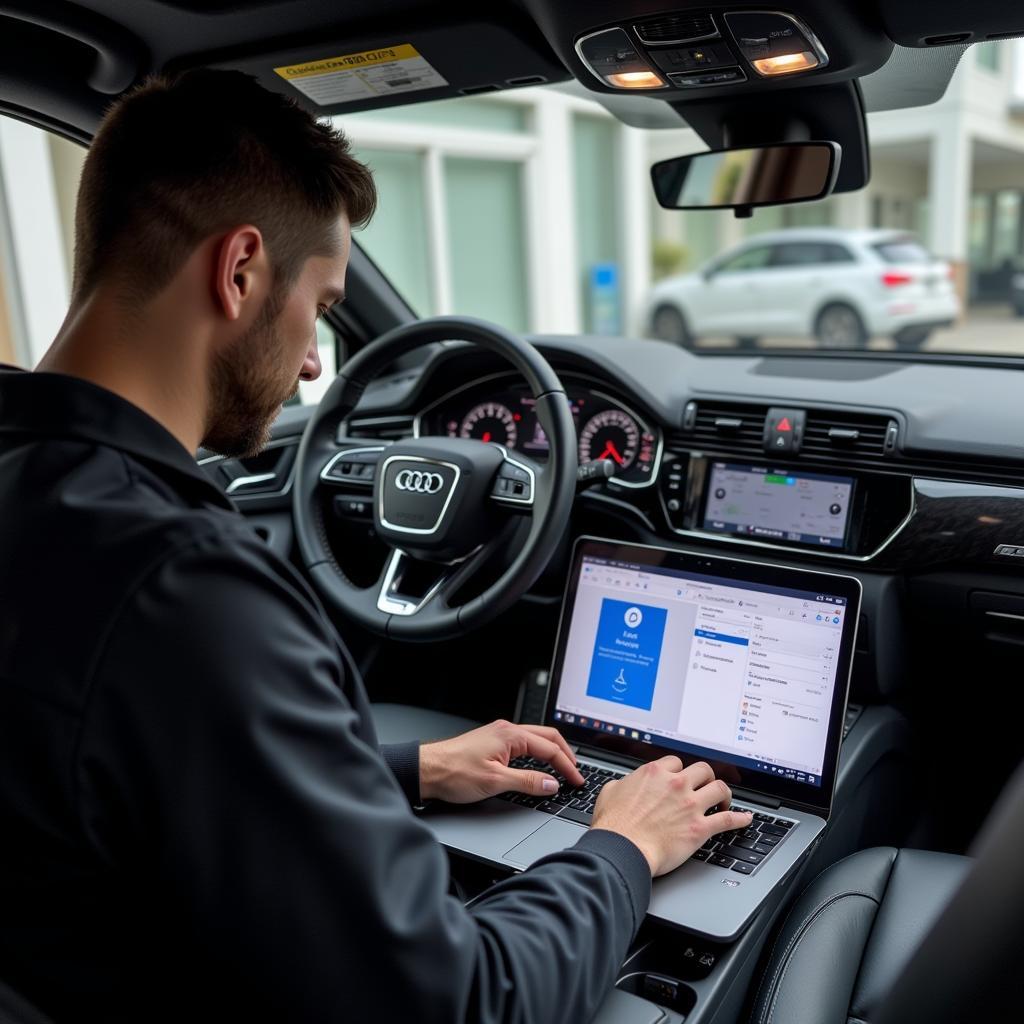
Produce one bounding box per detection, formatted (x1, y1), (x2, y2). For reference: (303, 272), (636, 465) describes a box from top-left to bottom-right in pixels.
(179, 21), (570, 117)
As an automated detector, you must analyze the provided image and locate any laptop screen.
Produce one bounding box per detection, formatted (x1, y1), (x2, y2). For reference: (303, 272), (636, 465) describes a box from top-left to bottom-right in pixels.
(545, 538), (862, 816)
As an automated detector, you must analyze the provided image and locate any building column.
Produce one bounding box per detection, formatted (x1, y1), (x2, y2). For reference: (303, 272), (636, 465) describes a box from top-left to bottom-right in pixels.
(928, 122), (972, 311)
(0, 117), (69, 366)
(527, 91), (580, 334)
(616, 122), (651, 337)
(834, 187), (870, 229)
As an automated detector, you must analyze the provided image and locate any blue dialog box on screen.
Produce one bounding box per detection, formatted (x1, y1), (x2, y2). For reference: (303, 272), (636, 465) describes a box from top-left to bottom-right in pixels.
(585, 599), (668, 711)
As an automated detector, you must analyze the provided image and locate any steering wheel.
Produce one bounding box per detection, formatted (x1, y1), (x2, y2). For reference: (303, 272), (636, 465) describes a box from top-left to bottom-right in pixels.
(292, 316), (577, 641)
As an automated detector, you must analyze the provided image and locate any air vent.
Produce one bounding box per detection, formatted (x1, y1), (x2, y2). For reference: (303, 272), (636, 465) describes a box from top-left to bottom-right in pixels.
(634, 13), (718, 44)
(344, 414), (415, 441)
(687, 401), (768, 456)
(801, 411), (893, 459)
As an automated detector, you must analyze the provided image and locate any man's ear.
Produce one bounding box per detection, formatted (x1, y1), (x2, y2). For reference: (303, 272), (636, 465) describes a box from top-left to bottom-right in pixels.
(212, 225), (269, 322)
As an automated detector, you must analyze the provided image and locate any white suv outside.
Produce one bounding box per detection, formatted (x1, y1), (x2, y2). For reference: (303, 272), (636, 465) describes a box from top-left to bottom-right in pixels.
(646, 227), (960, 350)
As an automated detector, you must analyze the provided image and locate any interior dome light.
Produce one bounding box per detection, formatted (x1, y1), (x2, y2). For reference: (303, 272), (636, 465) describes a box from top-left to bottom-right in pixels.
(605, 70), (665, 89)
(751, 51), (818, 76)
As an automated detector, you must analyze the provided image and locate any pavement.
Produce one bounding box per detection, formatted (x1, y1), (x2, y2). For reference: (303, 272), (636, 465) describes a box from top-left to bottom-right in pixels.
(689, 303), (1024, 355)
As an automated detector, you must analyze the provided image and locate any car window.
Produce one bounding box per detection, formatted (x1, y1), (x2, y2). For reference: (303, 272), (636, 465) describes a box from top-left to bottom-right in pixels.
(710, 245), (774, 273)
(772, 242), (856, 266)
(871, 239), (931, 264)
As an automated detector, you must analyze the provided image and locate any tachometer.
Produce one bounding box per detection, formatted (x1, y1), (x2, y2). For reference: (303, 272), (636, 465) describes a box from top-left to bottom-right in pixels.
(579, 409), (640, 470)
(456, 402), (518, 447)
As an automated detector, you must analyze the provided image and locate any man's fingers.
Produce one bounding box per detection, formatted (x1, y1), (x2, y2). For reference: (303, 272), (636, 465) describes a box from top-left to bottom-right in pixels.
(520, 724), (577, 766)
(499, 767), (560, 797)
(695, 778), (732, 811)
(652, 755), (684, 773)
(681, 760), (715, 789)
(520, 732), (584, 785)
(704, 808), (754, 837)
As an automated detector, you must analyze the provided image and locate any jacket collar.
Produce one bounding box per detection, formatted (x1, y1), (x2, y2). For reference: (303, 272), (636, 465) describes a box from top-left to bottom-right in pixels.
(0, 365), (236, 511)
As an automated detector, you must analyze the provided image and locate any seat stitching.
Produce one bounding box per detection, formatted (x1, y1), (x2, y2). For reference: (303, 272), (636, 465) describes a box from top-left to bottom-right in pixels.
(749, 848), (891, 1022)
(761, 890), (879, 1024)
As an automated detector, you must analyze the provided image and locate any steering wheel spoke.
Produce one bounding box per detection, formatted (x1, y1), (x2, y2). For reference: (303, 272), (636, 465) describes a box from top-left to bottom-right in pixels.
(488, 447), (539, 511)
(319, 440), (391, 489)
(375, 543), (489, 617)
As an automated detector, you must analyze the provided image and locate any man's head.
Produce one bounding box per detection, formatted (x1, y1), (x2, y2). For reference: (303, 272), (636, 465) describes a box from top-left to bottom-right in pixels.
(73, 69), (376, 456)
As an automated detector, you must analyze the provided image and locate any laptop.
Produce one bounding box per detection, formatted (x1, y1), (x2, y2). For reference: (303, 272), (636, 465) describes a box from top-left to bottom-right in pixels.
(422, 537), (861, 941)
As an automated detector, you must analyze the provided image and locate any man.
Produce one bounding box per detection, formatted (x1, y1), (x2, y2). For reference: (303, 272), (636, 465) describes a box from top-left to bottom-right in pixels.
(0, 70), (749, 1022)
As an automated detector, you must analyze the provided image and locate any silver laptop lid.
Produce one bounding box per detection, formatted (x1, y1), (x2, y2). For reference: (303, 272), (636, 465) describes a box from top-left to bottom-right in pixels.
(544, 537), (862, 819)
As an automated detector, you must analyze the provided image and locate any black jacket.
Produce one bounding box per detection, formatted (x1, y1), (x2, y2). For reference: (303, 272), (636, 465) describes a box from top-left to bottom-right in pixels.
(0, 367), (650, 1023)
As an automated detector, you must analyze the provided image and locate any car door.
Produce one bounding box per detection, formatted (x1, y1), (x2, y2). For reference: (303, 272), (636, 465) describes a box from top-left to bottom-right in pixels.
(765, 241), (857, 337)
(695, 243), (775, 336)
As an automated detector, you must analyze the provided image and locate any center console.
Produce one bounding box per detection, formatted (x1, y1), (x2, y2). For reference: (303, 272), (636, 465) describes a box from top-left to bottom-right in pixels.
(659, 452), (912, 561)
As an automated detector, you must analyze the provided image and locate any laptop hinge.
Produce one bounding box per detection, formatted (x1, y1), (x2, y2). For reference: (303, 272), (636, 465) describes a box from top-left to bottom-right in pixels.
(730, 787), (782, 809)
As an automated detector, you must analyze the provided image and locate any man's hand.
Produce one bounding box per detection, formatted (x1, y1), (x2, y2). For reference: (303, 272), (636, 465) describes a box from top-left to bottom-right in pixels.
(591, 757), (753, 876)
(419, 720), (586, 804)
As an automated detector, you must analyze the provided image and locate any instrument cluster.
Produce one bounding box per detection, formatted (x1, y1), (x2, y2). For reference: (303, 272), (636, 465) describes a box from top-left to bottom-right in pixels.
(415, 376), (662, 488)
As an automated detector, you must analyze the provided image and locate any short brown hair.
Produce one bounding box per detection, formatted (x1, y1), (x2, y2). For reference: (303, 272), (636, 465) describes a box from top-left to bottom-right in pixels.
(72, 68), (376, 303)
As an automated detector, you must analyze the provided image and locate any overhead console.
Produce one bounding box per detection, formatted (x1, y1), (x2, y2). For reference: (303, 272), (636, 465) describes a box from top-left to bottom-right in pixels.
(523, 1), (891, 192)
(575, 10), (829, 93)
(525, 0), (893, 97)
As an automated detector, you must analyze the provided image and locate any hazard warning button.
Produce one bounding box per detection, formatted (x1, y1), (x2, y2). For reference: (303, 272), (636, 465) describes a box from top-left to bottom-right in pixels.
(763, 407), (805, 454)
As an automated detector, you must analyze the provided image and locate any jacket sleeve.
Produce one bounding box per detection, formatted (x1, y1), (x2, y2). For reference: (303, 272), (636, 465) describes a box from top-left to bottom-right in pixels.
(76, 530), (651, 1024)
(379, 741), (423, 804)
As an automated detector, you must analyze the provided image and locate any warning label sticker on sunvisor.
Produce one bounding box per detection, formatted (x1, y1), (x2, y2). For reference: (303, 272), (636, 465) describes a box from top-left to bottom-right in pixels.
(274, 44), (447, 106)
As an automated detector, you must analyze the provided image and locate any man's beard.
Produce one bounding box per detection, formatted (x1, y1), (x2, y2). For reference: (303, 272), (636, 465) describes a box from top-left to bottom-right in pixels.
(202, 291), (300, 459)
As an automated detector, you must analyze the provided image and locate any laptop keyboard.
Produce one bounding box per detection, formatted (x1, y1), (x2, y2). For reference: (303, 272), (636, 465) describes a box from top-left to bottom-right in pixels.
(496, 756), (626, 825)
(694, 807), (796, 876)
(497, 757), (796, 874)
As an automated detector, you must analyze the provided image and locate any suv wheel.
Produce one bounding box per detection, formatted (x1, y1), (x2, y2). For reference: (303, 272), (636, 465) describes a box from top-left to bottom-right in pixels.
(815, 303), (867, 349)
(651, 305), (692, 347)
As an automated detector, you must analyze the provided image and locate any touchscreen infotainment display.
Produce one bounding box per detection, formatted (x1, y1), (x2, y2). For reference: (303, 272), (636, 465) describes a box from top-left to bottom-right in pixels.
(702, 462), (854, 549)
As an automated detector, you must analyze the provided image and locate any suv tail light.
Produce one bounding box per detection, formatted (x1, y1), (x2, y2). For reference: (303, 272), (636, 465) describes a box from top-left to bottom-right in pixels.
(881, 271), (913, 287)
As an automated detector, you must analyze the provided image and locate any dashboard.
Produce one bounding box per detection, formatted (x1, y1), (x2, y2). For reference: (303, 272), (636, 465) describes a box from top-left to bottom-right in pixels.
(415, 375), (663, 488)
(334, 337), (1024, 578)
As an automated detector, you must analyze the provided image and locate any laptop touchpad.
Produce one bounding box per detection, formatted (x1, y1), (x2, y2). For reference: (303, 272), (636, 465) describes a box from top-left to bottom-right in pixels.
(503, 819), (588, 868)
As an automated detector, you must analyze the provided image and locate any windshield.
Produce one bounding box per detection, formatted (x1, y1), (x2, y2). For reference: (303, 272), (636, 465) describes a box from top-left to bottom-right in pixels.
(346, 38), (1024, 357)
(0, 42), (1021, 369)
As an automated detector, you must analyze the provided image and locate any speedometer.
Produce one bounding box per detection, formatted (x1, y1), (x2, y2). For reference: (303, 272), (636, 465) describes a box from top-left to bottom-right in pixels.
(457, 402), (518, 447)
(578, 409), (640, 470)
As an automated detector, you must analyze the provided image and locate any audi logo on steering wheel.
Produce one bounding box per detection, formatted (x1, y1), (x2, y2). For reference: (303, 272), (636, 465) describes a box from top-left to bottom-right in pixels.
(394, 469), (445, 494)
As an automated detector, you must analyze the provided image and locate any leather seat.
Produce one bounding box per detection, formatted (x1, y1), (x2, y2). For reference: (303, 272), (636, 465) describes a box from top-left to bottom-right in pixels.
(370, 702), (481, 745)
(749, 847), (970, 1024)
(751, 760), (1024, 1024)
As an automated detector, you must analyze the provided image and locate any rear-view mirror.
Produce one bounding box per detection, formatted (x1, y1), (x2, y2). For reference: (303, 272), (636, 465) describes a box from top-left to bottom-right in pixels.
(651, 141), (840, 215)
